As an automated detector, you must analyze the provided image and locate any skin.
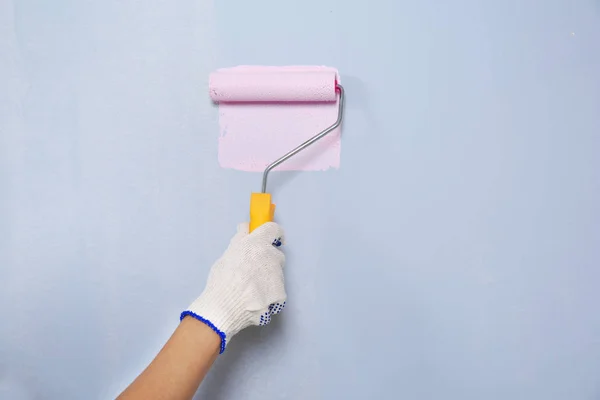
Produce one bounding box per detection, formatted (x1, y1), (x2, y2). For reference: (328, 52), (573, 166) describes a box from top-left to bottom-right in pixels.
(117, 316), (221, 400)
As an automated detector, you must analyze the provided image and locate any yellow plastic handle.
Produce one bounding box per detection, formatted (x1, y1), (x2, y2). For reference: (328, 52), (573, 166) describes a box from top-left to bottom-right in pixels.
(249, 192), (276, 233)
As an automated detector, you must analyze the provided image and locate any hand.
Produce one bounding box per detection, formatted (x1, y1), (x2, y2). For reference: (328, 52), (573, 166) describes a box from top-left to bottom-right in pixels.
(181, 222), (287, 353)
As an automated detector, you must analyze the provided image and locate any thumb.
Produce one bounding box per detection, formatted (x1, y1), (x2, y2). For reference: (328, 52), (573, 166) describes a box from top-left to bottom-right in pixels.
(236, 222), (250, 235)
(249, 222), (285, 247)
(228, 223), (250, 247)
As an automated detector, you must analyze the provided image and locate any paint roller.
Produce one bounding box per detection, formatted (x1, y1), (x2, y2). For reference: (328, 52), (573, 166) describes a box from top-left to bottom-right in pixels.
(209, 69), (345, 232)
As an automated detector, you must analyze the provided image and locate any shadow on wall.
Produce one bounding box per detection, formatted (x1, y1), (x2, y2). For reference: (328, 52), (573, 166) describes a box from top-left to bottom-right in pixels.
(193, 318), (285, 400)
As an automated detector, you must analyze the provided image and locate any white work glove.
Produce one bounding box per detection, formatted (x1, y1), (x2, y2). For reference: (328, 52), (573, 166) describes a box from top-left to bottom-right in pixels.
(181, 222), (286, 353)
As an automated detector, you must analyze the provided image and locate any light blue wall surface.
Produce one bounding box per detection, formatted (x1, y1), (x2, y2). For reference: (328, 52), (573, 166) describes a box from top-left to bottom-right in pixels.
(1, 1), (599, 399)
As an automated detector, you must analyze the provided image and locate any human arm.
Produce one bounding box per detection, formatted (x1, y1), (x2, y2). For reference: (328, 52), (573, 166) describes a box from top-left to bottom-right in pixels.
(117, 316), (220, 400)
(117, 222), (286, 400)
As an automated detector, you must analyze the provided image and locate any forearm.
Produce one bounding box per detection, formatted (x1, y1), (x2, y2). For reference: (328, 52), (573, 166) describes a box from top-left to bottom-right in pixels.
(118, 317), (220, 400)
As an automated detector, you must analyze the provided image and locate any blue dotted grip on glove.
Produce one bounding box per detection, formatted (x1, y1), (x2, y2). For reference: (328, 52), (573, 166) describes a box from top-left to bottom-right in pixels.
(259, 301), (286, 326)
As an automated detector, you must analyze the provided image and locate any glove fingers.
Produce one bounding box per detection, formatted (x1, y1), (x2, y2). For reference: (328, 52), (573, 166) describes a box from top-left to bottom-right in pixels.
(258, 301), (286, 326)
(268, 301), (286, 315)
(258, 309), (272, 326)
(258, 287), (287, 326)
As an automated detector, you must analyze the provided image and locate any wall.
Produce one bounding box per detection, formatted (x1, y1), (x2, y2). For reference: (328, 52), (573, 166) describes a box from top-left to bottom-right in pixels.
(1, 1), (599, 399)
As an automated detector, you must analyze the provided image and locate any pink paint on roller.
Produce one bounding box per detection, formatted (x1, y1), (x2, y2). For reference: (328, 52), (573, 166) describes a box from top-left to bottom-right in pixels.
(210, 69), (338, 102)
(211, 66), (341, 172)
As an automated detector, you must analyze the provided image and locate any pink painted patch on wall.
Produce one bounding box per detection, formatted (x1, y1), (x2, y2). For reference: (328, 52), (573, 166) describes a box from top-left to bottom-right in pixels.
(211, 66), (342, 171)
